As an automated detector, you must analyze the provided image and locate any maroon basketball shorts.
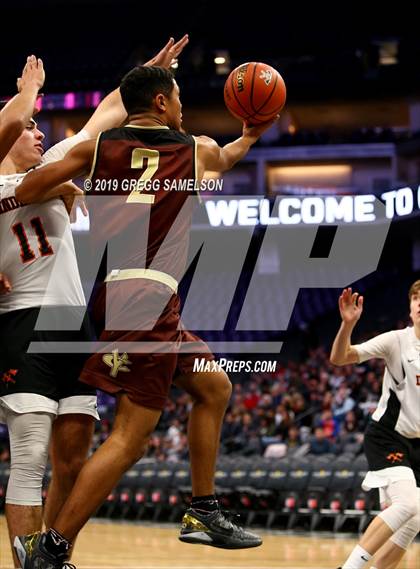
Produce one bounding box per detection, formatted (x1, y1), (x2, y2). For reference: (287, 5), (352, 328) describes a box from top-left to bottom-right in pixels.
(80, 277), (214, 410)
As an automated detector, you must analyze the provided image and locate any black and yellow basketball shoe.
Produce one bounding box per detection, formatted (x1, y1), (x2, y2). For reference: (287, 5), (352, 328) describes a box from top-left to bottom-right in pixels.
(179, 508), (262, 549)
(14, 533), (75, 569)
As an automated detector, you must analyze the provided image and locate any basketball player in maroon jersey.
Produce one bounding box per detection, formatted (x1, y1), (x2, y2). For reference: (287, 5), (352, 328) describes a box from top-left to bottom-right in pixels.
(1, 38), (189, 569)
(14, 65), (278, 567)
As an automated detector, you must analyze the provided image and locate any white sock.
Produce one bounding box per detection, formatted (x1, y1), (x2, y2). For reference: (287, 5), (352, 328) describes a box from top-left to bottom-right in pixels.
(342, 545), (372, 569)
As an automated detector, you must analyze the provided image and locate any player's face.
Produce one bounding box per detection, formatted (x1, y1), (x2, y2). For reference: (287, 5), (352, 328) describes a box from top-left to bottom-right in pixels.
(166, 81), (182, 131)
(9, 118), (45, 171)
(409, 290), (420, 326)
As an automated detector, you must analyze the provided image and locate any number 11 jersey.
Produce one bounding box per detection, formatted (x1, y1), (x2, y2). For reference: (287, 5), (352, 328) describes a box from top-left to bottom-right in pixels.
(0, 131), (89, 314)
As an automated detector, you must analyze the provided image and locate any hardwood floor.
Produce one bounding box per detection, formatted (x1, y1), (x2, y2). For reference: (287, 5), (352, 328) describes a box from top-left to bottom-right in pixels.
(1, 517), (419, 569)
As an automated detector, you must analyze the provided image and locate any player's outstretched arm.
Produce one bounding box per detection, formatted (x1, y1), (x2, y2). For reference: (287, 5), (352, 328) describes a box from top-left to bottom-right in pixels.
(330, 287), (364, 365)
(82, 35), (189, 138)
(0, 55), (44, 163)
(15, 139), (95, 204)
(196, 116), (278, 174)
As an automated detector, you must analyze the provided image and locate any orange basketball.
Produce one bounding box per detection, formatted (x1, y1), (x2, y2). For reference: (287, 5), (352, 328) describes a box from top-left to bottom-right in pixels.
(224, 62), (286, 125)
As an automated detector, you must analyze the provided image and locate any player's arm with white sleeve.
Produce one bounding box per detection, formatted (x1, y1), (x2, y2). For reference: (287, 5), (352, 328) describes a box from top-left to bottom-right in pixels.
(0, 55), (44, 163)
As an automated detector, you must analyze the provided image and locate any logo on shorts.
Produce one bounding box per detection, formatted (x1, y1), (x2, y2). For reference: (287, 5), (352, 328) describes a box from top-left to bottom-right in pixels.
(386, 451), (404, 464)
(102, 349), (132, 378)
(1, 369), (18, 384)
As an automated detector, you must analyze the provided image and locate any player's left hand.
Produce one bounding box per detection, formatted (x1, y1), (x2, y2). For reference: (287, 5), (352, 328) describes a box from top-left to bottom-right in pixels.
(0, 273), (12, 294)
(144, 34), (189, 69)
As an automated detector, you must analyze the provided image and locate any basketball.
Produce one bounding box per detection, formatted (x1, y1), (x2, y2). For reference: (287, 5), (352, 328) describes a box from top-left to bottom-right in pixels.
(224, 62), (286, 125)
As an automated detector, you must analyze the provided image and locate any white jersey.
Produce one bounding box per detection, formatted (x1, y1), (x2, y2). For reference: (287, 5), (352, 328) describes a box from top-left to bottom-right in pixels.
(355, 326), (420, 438)
(0, 130), (90, 314)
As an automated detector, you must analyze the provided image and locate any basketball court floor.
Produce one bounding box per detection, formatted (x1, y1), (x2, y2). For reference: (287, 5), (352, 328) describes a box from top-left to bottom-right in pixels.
(1, 517), (419, 568)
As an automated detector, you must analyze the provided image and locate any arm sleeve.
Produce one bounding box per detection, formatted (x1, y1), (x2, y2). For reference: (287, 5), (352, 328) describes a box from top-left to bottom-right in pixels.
(354, 330), (397, 363)
(40, 129), (91, 165)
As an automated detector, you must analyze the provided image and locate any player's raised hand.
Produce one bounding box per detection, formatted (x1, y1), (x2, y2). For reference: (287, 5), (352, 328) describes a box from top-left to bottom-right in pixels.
(0, 273), (12, 294)
(338, 287), (364, 324)
(144, 34), (189, 69)
(242, 114), (280, 142)
(17, 55), (45, 93)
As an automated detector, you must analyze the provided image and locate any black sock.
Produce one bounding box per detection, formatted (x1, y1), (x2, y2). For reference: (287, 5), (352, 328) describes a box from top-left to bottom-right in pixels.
(191, 494), (219, 513)
(43, 528), (71, 557)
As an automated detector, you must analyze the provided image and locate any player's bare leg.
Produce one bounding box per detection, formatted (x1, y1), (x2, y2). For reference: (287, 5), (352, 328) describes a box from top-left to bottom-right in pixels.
(6, 505), (42, 568)
(50, 393), (161, 541)
(358, 517), (394, 555)
(44, 413), (95, 528)
(43, 413), (95, 559)
(173, 370), (232, 495)
(175, 370), (261, 549)
(372, 539), (406, 569)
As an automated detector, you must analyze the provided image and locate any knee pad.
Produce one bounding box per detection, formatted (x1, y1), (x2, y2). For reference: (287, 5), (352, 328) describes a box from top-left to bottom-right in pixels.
(379, 480), (419, 533)
(390, 488), (420, 550)
(6, 410), (54, 506)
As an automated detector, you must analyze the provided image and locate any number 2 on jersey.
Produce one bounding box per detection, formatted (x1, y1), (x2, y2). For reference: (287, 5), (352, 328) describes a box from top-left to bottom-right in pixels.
(127, 148), (159, 204)
(12, 217), (53, 263)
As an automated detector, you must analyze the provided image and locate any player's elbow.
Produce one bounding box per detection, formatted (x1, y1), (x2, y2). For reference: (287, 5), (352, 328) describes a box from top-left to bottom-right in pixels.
(330, 350), (357, 366)
(330, 355), (343, 366)
(330, 352), (346, 366)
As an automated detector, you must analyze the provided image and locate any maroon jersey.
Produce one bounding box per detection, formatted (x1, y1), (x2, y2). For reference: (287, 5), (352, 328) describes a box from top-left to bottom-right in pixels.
(88, 125), (198, 282)
(80, 126), (214, 407)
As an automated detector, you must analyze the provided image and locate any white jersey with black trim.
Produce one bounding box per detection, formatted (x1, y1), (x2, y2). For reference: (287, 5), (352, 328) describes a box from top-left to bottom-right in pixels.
(355, 326), (420, 438)
(0, 130), (90, 314)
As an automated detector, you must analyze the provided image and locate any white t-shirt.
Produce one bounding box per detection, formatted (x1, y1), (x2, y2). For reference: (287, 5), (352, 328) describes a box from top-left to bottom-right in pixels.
(355, 326), (420, 438)
(0, 130), (90, 314)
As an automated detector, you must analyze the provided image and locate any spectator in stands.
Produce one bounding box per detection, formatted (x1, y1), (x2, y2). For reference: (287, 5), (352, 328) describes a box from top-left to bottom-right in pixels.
(243, 382), (260, 410)
(309, 427), (336, 455)
(317, 409), (338, 439)
(286, 425), (301, 451)
(332, 384), (356, 421)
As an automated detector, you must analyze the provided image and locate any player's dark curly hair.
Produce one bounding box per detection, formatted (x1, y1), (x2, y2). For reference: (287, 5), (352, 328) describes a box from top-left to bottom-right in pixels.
(120, 66), (175, 115)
